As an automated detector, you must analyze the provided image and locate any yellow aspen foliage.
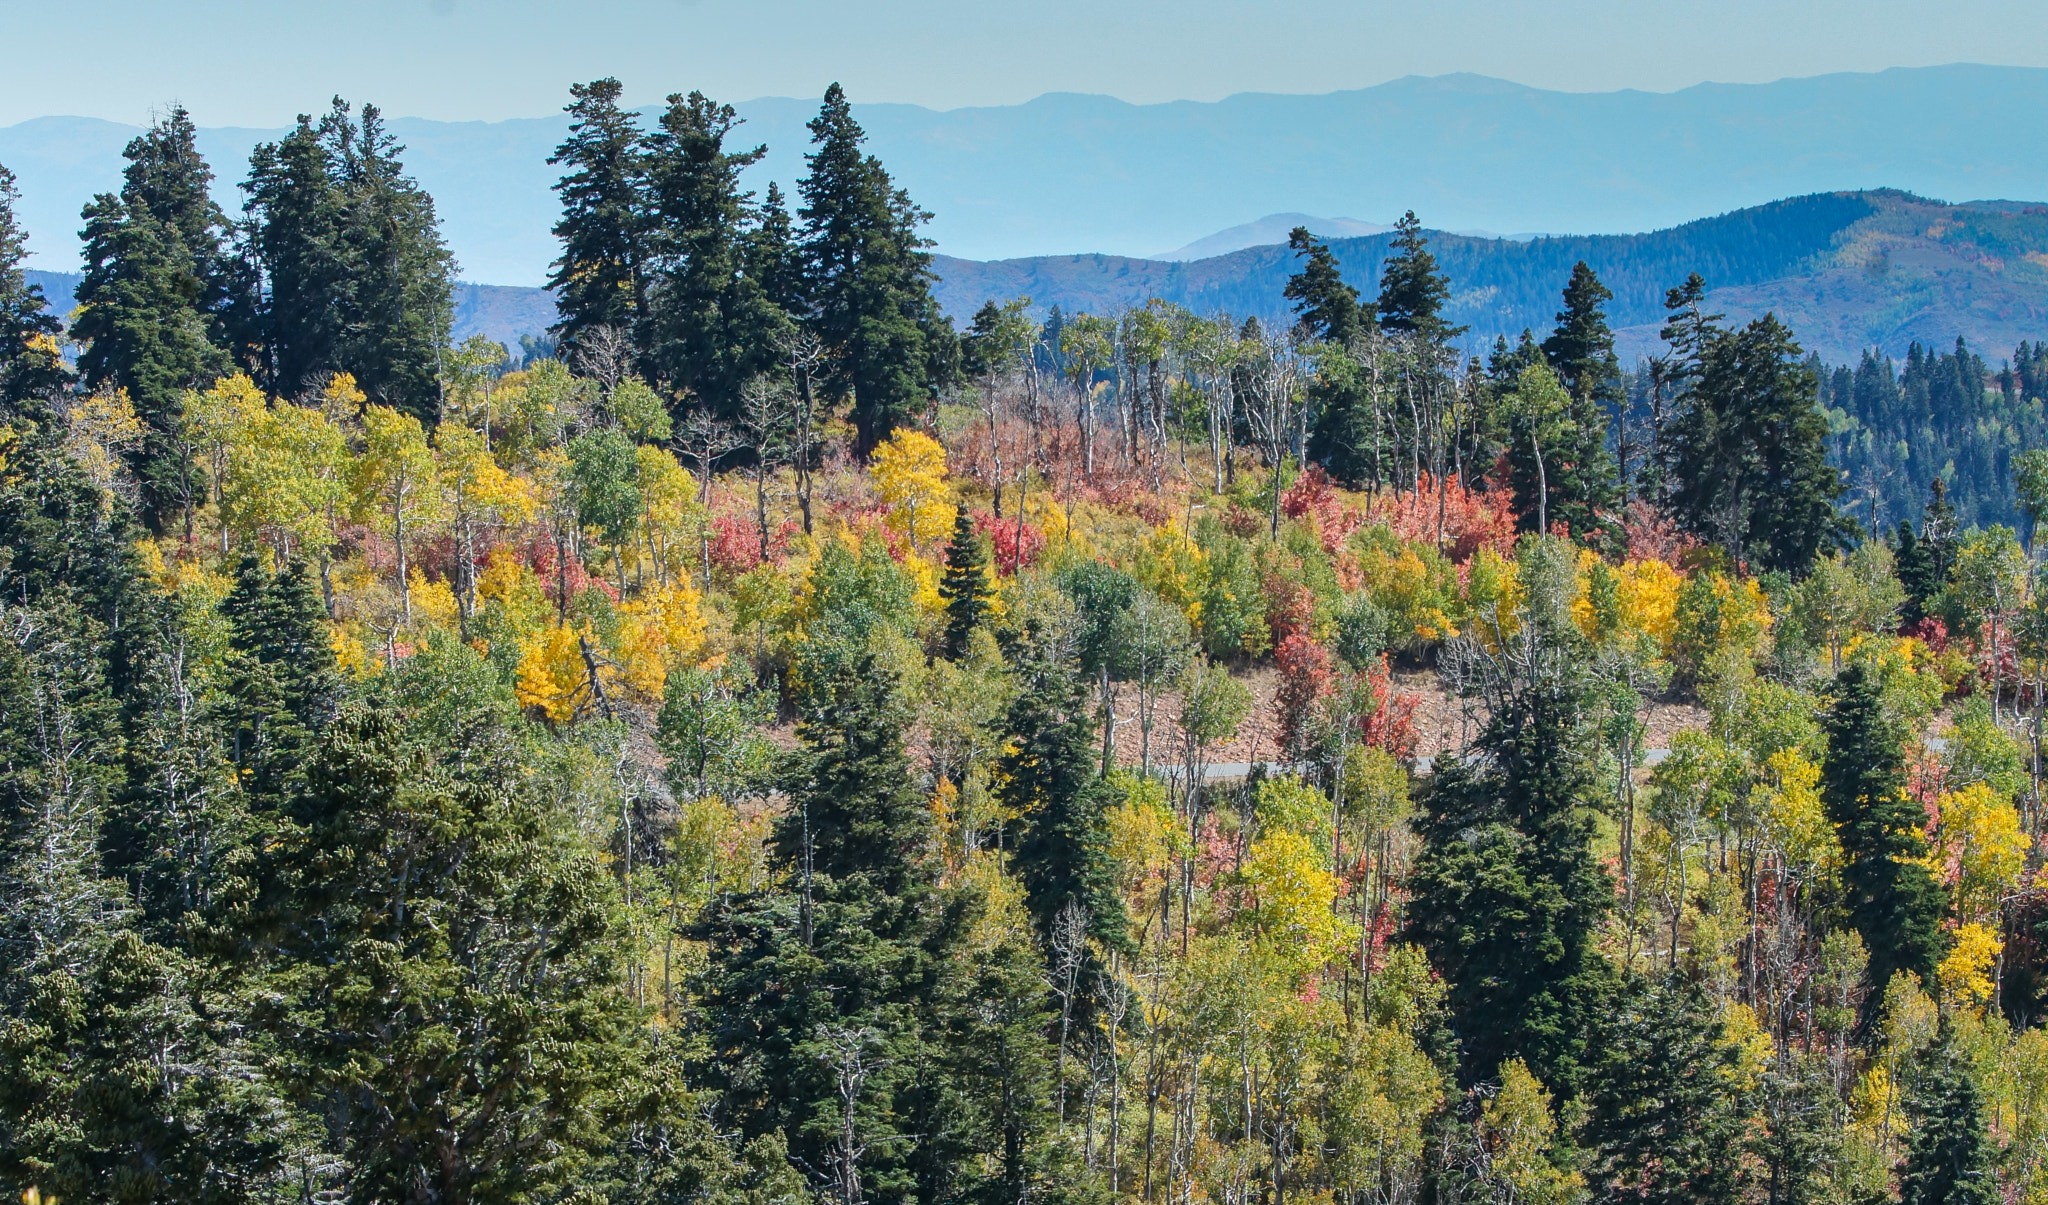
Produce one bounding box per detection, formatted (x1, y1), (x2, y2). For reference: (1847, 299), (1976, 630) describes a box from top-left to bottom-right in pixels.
(1134, 520), (1206, 623)
(1106, 774), (1180, 896)
(1617, 558), (1683, 650)
(219, 393), (350, 559)
(1478, 1060), (1582, 1205)
(332, 624), (378, 679)
(1462, 545), (1520, 651)
(476, 546), (552, 634)
(901, 550), (945, 615)
(1923, 781), (2031, 923)
(1238, 829), (1357, 974)
(516, 623), (604, 723)
(184, 373), (269, 511)
(637, 445), (701, 588)
(615, 583), (709, 698)
(407, 569), (461, 631)
(1720, 1001), (1774, 1091)
(1939, 922), (2004, 1012)
(870, 428), (954, 555)
(1365, 542), (1456, 643)
(436, 422), (537, 527)
(62, 386), (144, 502)
(354, 405), (445, 623)
(1757, 748), (1841, 875)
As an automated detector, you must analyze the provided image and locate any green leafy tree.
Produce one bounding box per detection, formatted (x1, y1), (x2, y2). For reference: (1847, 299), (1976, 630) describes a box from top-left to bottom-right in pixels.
(1821, 662), (1943, 1017)
(938, 509), (994, 659)
(548, 78), (651, 356)
(73, 107), (234, 529)
(797, 83), (952, 454)
(568, 426), (644, 591)
(1504, 361), (1618, 542)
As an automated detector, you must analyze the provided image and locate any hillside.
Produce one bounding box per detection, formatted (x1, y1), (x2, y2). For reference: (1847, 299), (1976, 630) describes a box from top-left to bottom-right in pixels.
(935, 190), (2048, 363)
(7, 64), (2048, 280)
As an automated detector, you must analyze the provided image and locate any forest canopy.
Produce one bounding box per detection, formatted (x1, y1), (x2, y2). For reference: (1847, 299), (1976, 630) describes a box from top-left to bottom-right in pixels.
(6, 80), (2048, 1205)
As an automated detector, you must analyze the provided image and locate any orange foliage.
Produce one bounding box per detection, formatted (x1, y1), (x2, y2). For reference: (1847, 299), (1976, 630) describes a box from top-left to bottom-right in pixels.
(1370, 474), (1517, 564)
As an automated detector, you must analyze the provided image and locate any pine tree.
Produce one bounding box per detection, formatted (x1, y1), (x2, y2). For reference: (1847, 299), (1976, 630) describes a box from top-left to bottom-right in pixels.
(1375, 212), (1465, 342)
(74, 107), (234, 529)
(1661, 314), (1847, 572)
(1000, 633), (1130, 949)
(642, 91), (789, 421)
(548, 78), (651, 356)
(1580, 975), (1748, 1203)
(242, 98), (453, 420)
(1899, 1028), (1998, 1205)
(1284, 227), (1369, 344)
(1540, 261), (1619, 402)
(0, 162), (65, 410)
(218, 556), (342, 806)
(273, 697), (639, 1204)
(798, 84), (949, 455)
(1821, 663), (1943, 1016)
(938, 510), (994, 659)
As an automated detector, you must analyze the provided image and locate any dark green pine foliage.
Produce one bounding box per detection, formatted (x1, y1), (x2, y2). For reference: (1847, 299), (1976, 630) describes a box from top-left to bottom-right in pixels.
(938, 509), (994, 658)
(1895, 482), (1958, 624)
(1000, 629), (1130, 950)
(752, 181), (804, 318)
(218, 556), (342, 806)
(548, 78), (652, 356)
(1375, 211), (1466, 342)
(242, 98), (454, 419)
(273, 693), (638, 1205)
(1580, 975), (1748, 1204)
(1821, 663), (1943, 1017)
(1404, 674), (1613, 1093)
(643, 91), (790, 421)
(1284, 227), (1370, 344)
(73, 107), (234, 530)
(1899, 1027), (1998, 1205)
(699, 656), (945, 1202)
(1660, 313), (1847, 572)
(0, 162), (66, 409)
(1540, 262), (1622, 403)
(798, 83), (954, 454)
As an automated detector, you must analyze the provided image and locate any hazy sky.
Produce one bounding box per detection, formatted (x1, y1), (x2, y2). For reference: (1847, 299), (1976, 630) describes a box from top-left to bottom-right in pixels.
(9, 0), (2048, 126)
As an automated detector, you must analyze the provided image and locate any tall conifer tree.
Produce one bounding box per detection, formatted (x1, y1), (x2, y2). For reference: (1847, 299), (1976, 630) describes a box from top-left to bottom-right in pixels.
(74, 107), (234, 529)
(548, 78), (651, 356)
(0, 162), (64, 409)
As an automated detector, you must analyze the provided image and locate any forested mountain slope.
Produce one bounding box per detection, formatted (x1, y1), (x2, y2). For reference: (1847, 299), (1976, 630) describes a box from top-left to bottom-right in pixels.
(935, 190), (2048, 363)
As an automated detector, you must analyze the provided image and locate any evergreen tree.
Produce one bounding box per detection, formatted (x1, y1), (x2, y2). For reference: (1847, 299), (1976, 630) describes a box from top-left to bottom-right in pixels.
(1284, 226), (1369, 344)
(1821, 663), (1943, 1015)
(1375, 211), (1465, 342)
(1661, 313), (1847, 572)
(242, 98), (453, 420)
(1540, 261), (1620, 404)
(1897, 482), (1959, 623)
(74, 108), (234, 530)
(1503, 360), (1620, 544)
(798, 84), (951, 454)
(1000, 632), (1129, 949)
(218, 556), (342, 807)
(938, 509), (994, 659)
(1580, 975), (1748, 1203)
(548, 78), (651, 356)
(0, 162), (65, 409)
(642, 91), (789, 421)
(1899, 1028), (1997, 1205)
(272, 694), (639, 1204)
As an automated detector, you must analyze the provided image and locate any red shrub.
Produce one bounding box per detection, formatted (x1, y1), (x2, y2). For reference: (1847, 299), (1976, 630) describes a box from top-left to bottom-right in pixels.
(1275, 634), (1334, 759)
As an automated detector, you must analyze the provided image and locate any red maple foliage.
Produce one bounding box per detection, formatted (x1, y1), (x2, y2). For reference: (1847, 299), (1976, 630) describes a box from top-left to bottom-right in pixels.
(1275, 634), (1335, 758)
(1370, 473), (1517, 563)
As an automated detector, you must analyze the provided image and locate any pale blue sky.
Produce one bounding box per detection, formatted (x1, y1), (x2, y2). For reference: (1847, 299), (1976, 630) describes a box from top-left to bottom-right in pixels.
(10, 0), (2048, 126)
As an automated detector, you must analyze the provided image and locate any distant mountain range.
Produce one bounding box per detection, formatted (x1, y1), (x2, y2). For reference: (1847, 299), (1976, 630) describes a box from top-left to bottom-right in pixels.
(7, 64), (2048, 283)
(27, 189), (2048, 368)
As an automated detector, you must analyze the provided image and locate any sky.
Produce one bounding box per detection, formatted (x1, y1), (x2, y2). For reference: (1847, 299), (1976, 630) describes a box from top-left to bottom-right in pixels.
(9, 0), (2048, 126)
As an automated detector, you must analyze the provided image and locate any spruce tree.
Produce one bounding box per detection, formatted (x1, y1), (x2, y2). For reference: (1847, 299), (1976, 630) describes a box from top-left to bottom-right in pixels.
(1000, 632), (1129, 949)
(1375, 211), (1465, 342)
(1821, 663), (1943, 1015)
(1284, 226), (1369, 344)
(218, 556), (342, 806)
(548, 78), (651, 356)
(242, 98), (453, 420)
(642, 90), (789, 421)
(798, 83), (949, 454)
(938, 509), (994, 659)
(1580, 975), (1748, 1203)
(1660, 313), (1846, 572)
(74, 107), (234, 529)
(0, 162), (64, 409)
(1899, 1028), (1997, 1205)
